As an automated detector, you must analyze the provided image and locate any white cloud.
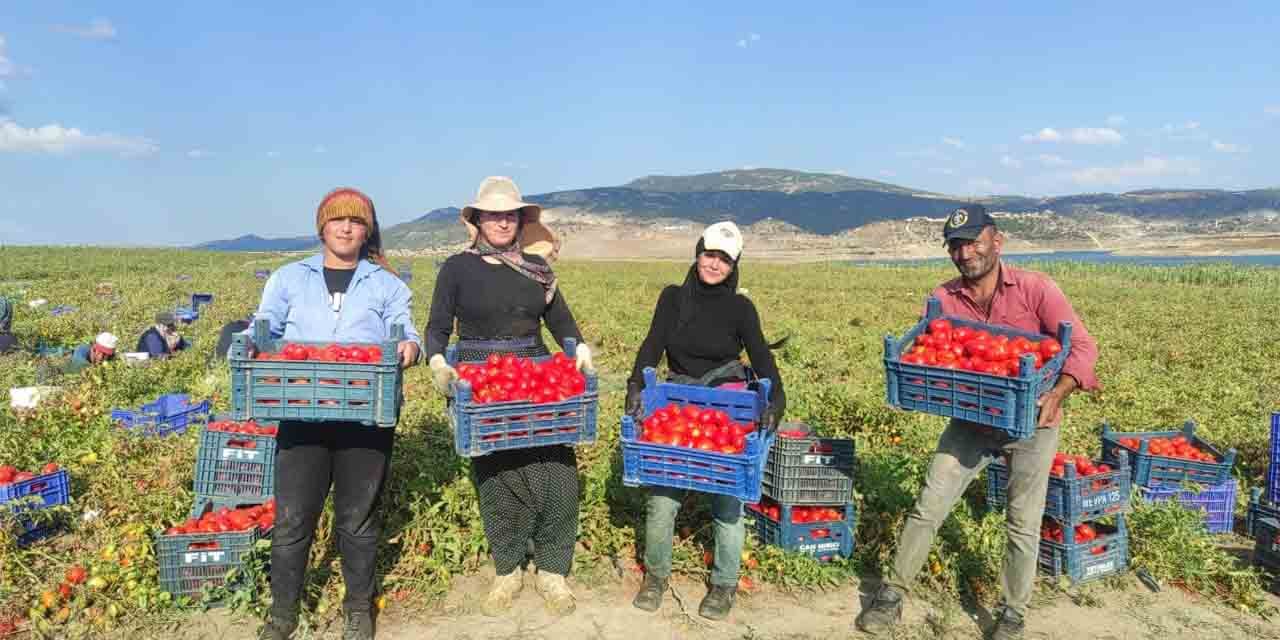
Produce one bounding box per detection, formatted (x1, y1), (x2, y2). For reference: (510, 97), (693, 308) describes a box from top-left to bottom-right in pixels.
(1069, 156), (1200, 187)
(1211, 140), (1250, 153)
(0, 35), (28, 88)
(0, 118), (157, 156)
(999, 155), (1022, 169)
(1106, 115), (1126, 126)
(1038, 154), (1070, 167)
(1265, 105), (1280, 117)
(942, 137), (967, 150)
(54, 19), (117, 40)
(896, 147), (948, 160)
(186, 149), (210, 159)
(968, 177), (1011, 194)
(1022, 127), (1124, 145)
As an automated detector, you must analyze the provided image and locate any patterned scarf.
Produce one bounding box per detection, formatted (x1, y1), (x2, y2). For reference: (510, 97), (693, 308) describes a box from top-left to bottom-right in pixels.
(466, 237), (559, 304)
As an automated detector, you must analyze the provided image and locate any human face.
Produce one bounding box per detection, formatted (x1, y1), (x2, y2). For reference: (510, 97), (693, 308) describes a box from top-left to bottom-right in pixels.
(90, 346), (108, 364)
(696, 250), (734, 286)
(946, 226), (1002, 281)
(321, 217), (370, 261)
(475, 210), (520, 248)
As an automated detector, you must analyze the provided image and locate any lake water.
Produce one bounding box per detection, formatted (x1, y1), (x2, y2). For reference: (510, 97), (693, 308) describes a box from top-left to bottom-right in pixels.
(853, 250), (1280, 268)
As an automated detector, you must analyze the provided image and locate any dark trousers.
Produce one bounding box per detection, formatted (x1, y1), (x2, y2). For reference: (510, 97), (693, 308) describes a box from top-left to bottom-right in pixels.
(471, 445), (580, 576)
(270, 421), (394, 617)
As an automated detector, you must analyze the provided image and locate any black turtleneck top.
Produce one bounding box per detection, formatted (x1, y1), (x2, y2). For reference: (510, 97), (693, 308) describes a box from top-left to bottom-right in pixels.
(627, 284), (785, 407)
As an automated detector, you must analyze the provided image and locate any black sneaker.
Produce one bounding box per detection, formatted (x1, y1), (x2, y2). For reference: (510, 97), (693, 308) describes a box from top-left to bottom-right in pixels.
(342, 609), (374, 640)
(256, 615), (298, 640)
(698, 585), (736, 621)
(989, 606), (1025, 640)
(854, 584), (903, 636)
(632, 574), (668, 612)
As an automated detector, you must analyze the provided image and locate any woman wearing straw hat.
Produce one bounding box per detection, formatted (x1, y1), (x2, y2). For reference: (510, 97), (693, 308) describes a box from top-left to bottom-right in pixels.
(625, 221), (786, 620)
(425, 176), (593, 617)
(255, 188), (423, 640)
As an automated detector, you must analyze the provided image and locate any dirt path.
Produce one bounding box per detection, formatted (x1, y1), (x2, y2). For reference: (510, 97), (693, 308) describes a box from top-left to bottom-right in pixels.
(166, 567), (1280, 640)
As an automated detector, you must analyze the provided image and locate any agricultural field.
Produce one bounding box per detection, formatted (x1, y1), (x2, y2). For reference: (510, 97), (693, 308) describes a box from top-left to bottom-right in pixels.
(0, 247), (1278, 639)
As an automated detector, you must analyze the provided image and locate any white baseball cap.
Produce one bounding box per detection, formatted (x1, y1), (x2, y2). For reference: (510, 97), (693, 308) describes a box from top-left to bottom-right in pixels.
(701, 221), (743, 261)
(94, 332), (119, 354)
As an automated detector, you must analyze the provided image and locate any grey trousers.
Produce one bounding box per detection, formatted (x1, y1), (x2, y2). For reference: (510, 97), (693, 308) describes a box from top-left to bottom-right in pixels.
(886, 419), (1059, 616)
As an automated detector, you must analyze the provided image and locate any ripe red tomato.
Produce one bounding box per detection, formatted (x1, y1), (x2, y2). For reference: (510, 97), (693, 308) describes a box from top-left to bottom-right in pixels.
(13, 471), (35, 482)
(65, 565), (87, 585)
(1040, 339), (1062, 359)
(41, 462), (59, 474)
(928, 319), (952, 335)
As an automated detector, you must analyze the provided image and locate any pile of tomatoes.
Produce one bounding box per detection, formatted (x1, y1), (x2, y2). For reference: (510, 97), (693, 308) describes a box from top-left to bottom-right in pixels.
(748, 498), (845, 524)
(256, 343), (383, 363)
(1113, 435), (1217, 462)
(1040, 520), (1109, 555)
(1049, 453), (1113, 478)
(456, 352), (587, 405)
(899, 318), (1063, 377)
(164, 499), (275, 535)
(0, 462), (60, 486)
(637, 403), (756, 455)
(205, 419), (278, 437)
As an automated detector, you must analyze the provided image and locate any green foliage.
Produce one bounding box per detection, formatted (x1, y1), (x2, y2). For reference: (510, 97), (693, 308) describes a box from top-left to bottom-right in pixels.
(0, 247), (1276, 631)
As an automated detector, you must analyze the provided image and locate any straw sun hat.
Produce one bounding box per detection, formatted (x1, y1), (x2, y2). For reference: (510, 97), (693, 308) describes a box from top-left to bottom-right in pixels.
(460, 176), (559, 259)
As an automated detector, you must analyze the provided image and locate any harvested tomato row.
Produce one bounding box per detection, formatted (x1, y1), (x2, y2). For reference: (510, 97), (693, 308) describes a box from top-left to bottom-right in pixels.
(205, 420), (278, 437)
(255, 343), (383, 363)
(0, 462), (60, 486)
(638, 403), (755, 455)
(164, 499), (276, 535)
(1113, 435), (1216, 462)
(456, 352), (588, 405)
(900, 318), (1062, 377)
(748, 497), (845, 524)
(1040, 520), (1109, 555)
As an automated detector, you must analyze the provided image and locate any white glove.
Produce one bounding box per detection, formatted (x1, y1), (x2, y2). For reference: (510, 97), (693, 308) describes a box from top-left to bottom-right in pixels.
(428, 354), (459, 396)
(574, 343), (595, 373)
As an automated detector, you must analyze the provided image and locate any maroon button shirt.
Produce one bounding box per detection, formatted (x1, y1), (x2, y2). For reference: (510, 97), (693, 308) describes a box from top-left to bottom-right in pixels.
(930, 263), (1100, 401)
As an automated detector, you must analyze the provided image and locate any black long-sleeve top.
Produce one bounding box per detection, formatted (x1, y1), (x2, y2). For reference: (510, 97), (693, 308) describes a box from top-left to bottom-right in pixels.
(425, 253), (582, 358)
(628, 285), (785, 408)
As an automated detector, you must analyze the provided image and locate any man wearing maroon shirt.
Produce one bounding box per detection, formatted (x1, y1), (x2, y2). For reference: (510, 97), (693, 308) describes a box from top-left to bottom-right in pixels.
(857, 205), (1099, 640)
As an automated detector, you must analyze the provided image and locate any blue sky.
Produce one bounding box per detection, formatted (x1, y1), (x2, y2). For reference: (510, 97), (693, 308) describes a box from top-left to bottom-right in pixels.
(1, 2), (1277, 245)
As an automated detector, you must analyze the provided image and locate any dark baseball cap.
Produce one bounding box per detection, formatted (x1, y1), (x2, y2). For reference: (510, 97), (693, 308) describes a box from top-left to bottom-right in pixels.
(942, 204), (997, 243)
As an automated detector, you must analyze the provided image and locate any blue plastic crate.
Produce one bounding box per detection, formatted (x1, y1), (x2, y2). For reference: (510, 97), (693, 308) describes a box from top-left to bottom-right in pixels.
(193, 420), (277, 503)
(1255, 517), (1280, 571)
(229, 319), (404, 428)
(884, 297), (1072, 440)
(111, 393), (211, 437)
(620, 368), (774, 501)
(1038, 516), (1129, 584)
(988, 453), (1131, 526)
(174, 306), (199, 323)
(192, 293), (214, 309)
(1139, 478), (1236, 534)
(444, 339), (598, 457)
(156, 527), (260, 599)
(1100, 420), (1236, 488)
(749, 502), (856, 561)
(1269, 412), (1279, 505)
(1247, 488), (1280, 539)
(2, 470), (70, 547)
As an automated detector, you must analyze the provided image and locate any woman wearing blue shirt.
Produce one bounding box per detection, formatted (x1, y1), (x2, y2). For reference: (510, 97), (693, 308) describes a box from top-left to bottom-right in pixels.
(255, 188), (422, 640)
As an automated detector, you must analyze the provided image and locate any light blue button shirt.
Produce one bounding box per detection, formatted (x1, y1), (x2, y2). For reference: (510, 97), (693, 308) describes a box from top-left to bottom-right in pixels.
(254, 254), (422, 355)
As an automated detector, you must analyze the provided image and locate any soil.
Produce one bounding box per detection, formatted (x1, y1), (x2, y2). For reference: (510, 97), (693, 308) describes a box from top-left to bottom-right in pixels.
(163, 565), (1280, 640)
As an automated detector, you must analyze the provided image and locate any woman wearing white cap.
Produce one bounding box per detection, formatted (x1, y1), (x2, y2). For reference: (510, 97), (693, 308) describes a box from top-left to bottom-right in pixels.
(425, 176), (593, 617)
(64, 332), (118, 374)
(625, 221), (786, 620)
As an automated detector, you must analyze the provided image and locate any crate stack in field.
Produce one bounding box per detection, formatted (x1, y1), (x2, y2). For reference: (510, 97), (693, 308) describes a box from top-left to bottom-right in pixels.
(1, 467), (71, 547)
(1249, 412), (1280, 575)
(155, 415), (279, 601)
(446, 339), (598, 457)
(748, 426), (856, 562)
(988, 450), (1132, 584)
(1101, 420), (1239, 536)
(110, 393), (211, 437)
(620, 368), (774, 502)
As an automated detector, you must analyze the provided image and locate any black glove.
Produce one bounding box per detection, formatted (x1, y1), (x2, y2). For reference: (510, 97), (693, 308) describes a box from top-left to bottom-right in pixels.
(761, 402), (782, 434)
(625, 380), (644, 420)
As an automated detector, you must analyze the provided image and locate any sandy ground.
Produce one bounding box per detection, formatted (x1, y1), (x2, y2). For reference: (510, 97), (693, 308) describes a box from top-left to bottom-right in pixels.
(159, 564), (1280, 640)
